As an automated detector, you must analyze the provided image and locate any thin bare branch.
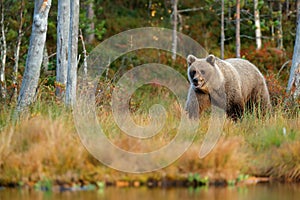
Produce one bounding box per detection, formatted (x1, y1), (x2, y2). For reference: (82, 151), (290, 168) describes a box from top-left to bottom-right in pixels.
(178, 7), (204, 13)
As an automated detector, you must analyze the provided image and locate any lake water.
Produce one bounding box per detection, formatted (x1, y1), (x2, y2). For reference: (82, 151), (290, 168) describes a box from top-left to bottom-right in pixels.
(1, 183), (300, 200)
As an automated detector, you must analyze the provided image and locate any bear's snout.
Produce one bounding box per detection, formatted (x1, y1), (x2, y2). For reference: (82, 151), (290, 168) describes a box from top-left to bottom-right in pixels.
(192, 77), (199, 85)
(192, 76), (205, 87)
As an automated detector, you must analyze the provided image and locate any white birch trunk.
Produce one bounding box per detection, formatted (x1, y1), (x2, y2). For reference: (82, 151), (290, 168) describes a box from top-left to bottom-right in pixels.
(277, 2), (283, 49)
(236, 0), (241, 58)
(56, 0), (70, 97)
(0, 0), (7, 99)
(287, 3), (300, 95)
(16, 0), (52, 113)
(221, 0), (225, 59)
(65, 0), (79, 106)
(291, 66), (300, 100)
(297, 0), (300, 21)
(270, 1), (275, 41)
(254, 0), (262, 50)
(171, 0), (178, 61)
(42, 45), (49, 73)
(12, 0), (25, 101)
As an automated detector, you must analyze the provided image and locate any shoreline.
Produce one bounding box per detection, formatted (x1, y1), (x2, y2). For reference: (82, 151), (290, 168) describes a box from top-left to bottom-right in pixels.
(0, 175), (272, 192)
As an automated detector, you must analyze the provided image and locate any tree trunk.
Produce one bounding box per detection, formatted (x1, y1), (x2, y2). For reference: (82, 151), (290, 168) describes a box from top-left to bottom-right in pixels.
(171, 0), (178, 61)
(220, 0), (225, 59)
(12, 0), (25, 102)
(148, 0), (152, 17)
(0, 0), (7, 99)
(56, 0), (70, 97)
(291, 66), (300, 100)
(228, 2), (231, 27)
(86, 0), (95, 43)
(297, 0), (300, 21)
(236, 0), (241, 58)
(16, 0), (52, 113)
(65, 0), (79, 106)
(42, 45), (49, 73)
(287, 2), (300, 96)
(254, 0), (262, 50)
(277, 2), (283, 49)
(286, 0), (289, 17)
(270, 1), (275, 41)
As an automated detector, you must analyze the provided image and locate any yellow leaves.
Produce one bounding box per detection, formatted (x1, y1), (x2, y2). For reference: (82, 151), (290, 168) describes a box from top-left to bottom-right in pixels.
(151, 10), (156, 17)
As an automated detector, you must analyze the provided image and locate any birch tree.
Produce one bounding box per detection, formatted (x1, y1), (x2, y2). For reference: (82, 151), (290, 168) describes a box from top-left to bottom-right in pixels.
(171, 0), (178, 61)
(16, 0), (52, 113)
(42, 45), (49, 73)
(220, 0), (225, 59)
(236, 0), (241, 58)
(287, 3), (300, 99)
(254, 0), (262, 50)
(0, 0), (7, 99)
(296, 0), (300, 19)
(86, 0), (95, 43)
(12, 0), (25, 101)
(65, 0), (79, 106)
(277, 2), (283, 49)
(56, 0), (70, 97)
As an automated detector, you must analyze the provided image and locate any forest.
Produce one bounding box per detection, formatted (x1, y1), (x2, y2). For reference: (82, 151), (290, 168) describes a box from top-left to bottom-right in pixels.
(0, 0), (300, 194)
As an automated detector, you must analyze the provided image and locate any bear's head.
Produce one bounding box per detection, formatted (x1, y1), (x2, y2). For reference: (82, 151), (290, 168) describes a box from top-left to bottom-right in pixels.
(187, 54), (224, 94)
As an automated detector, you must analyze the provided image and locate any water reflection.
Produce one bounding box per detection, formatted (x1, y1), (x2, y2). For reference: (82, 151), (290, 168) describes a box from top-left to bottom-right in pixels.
(1, 183), (300, 200)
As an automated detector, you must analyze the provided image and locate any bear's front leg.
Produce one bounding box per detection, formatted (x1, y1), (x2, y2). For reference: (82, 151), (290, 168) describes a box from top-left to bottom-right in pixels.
(185, 87), (199, 119)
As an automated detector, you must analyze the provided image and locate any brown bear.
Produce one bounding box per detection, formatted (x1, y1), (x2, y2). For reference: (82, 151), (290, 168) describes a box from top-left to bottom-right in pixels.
(185, 54), (271, 120)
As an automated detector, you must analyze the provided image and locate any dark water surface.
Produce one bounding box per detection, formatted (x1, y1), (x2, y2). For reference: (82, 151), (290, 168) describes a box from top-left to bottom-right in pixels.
(1, 183), (300, 200)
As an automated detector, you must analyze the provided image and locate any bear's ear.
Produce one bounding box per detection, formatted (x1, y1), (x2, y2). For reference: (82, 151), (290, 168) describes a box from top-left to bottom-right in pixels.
(206, 54), (216, 66)
(187, 55), (197, 66)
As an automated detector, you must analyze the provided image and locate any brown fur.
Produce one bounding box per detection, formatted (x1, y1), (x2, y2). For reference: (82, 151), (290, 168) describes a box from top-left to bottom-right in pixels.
(185, 54), (271, 120)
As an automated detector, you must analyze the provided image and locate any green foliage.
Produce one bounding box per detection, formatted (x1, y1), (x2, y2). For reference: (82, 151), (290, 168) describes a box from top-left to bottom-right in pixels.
(79, 1), (106, 41)
(96, 181), (105, 189)
(34, 177), (52, 191)
(95, 21), (106, 41)
(227, 179), (236, 186)
(237, 174), (249, 182)
(188, 173), (209, 186)
(258, 0), (264, 9)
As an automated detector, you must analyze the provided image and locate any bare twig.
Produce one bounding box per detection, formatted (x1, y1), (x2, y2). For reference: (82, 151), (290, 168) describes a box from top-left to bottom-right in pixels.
(178, 7), (204, 13)
(47, 52), (56, 59)
(79, 29), (88, 77)
(277, 60), (291, 79)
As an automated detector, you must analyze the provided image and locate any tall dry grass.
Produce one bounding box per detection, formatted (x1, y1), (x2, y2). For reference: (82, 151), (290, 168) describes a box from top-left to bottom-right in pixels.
(0, 98), (299, 185)
(0, 114), (98, 184)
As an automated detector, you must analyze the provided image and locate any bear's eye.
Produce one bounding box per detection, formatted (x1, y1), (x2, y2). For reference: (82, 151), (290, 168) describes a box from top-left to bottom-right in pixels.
(200, 70), (205, 75)
(190, 70), (196, 78)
